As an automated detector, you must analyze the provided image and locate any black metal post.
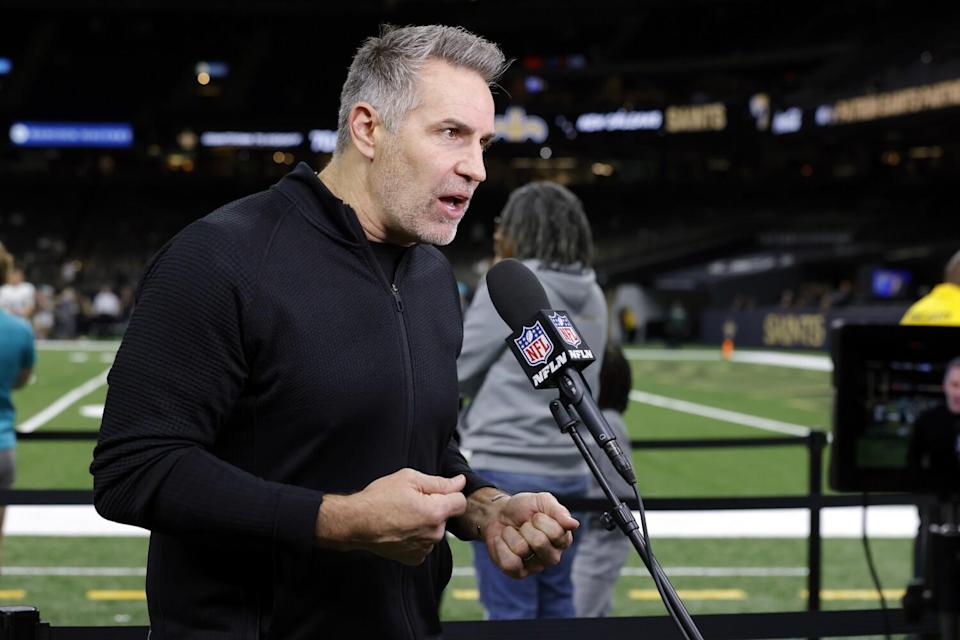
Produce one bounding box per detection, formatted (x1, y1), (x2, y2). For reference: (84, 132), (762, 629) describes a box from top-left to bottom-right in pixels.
(807, 432), (826, 615)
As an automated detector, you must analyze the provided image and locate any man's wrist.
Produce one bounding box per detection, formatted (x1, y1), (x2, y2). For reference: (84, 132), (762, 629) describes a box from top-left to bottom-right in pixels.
(460, 487), (510, 541)
(315, 493), (365, 550)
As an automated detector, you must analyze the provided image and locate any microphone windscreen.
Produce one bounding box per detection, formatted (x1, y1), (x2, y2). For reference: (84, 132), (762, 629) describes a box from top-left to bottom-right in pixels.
(486, 259), (549, 332)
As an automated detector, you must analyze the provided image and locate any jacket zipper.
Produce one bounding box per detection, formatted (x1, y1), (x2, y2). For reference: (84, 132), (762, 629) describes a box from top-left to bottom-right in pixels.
(389, 261), (417, 640)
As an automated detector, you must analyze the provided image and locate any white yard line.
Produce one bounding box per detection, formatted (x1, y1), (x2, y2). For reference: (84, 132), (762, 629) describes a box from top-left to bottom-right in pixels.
(17, 368), (111, 433)
(36, 340), (120, 352)
(624, 348), (832, 372)
(629, 390), (814, 437)
(3, 567), (145, 576)
(7, 505), (917, 537)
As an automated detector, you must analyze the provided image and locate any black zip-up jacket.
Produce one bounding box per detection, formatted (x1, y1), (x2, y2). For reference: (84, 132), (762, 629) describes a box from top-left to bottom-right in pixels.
(91, 163), (490, 639)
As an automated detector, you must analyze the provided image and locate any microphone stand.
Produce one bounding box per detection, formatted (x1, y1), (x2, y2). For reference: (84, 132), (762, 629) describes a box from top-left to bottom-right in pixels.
(549, 400), (705, 640)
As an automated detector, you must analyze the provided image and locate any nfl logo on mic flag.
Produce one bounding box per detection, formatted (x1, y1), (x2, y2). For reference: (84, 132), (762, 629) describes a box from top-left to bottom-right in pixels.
(549, 312), (582, 347)
(505, 309), (596, 389)
(514, 322), (554, 366)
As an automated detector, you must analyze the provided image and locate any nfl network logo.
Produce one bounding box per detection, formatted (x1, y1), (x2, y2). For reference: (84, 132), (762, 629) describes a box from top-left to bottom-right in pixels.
(549, 312), (581, 347)
(515, 322), (554, 367)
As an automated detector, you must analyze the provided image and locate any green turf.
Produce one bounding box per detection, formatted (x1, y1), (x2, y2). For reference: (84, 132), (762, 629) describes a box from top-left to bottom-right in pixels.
(0, 536), (914, 626)
(1, 344), (918, 631)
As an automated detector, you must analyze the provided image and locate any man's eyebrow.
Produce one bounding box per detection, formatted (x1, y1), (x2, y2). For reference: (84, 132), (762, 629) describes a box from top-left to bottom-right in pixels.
(440, 119), (495, 142)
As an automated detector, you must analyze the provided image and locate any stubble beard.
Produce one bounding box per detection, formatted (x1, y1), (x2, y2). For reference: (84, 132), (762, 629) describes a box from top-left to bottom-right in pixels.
(373, 138), (462, 247)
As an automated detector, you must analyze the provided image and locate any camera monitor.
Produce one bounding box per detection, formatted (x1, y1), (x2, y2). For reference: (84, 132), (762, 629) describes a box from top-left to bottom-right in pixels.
(830, 324), (960, 493)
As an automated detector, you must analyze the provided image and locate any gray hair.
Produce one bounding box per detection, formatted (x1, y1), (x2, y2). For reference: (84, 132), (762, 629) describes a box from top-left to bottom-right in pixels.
(335, 24), (508, 154)
(498, 181), (594, 267)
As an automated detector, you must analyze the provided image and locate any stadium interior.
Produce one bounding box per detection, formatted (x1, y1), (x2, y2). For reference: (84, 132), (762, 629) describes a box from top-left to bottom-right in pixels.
(1, 0), (960, 632)
(2, 0), (959, 343)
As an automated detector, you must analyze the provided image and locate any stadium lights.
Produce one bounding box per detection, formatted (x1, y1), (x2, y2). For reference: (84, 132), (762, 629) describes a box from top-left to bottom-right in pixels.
(195, 61), (229, 79)
(771, 108), (802, 135)
(0, 57), (11, 76)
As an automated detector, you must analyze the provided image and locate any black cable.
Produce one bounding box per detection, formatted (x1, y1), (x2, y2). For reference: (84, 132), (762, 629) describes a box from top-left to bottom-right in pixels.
(861, 491), (892, 640)
(631, 485), (671, 616)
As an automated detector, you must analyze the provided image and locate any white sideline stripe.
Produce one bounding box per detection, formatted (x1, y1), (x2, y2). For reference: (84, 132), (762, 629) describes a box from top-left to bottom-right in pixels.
(4, 567), (146, 576)
(4, 505), (917, 538)
(17, 368), (111, 433)
(37, 340), (120, 352)
(624, 348), (832, 372)
(629, 390), (814, 437)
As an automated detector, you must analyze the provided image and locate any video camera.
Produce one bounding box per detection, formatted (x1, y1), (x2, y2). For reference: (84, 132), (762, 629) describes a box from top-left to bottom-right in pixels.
(829, 323), (960, 494)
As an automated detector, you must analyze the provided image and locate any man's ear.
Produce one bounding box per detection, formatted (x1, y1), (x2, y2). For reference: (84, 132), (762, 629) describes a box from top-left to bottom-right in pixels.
(347, 102), (380, 161)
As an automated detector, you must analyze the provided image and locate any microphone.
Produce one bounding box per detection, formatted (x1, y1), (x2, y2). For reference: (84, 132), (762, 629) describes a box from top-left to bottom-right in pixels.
(486, 259), (636, 485)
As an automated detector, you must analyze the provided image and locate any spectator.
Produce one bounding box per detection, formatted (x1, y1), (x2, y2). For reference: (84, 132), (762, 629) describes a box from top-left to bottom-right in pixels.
(91, 285), (122, 337)
(0, 267), (36, 319)
(458, 181), (607, 619)
(901, 250), (960, 326)
(53, 287), (80, 339)
(0, 242), (36, 563)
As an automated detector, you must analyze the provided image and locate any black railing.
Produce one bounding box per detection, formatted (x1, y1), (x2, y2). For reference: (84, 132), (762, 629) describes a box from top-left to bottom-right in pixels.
(7, 429), (933, 638)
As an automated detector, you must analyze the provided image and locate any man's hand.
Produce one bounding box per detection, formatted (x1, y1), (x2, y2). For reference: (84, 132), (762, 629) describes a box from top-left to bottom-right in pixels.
(315, 469), (467, 566)
(452, 488), (579, 579)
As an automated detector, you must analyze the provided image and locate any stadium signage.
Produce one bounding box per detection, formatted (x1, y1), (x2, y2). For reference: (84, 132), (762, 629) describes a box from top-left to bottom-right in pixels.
(199, 131), (303, 148)
(665, 103), (726, 133)
(9, 121), (133, 148)
(308, 129), (337, 153)
(762, 313), (826, 349)
(575, 109), (663, 132)
(495, 106), (549, 143)
(817, 78), (960, 125)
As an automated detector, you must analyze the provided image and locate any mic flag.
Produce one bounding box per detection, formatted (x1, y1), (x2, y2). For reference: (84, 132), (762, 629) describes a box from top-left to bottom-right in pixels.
(486, 259), (595, 389)
(508, 310), (596, 389)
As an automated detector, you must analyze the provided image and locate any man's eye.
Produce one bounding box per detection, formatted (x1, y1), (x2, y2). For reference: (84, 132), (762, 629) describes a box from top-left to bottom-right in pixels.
(442, 128), (458, 138)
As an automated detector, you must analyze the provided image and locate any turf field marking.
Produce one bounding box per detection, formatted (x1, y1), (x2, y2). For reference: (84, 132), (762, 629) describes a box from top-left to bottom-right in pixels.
(629, 588), (746, 601)
(5, 567), (145, 576)
(17, 367), (111, 433)
(451, 589), (479, 600)
(628, 390), (813, 437)
(37, 340), (120, 352)
(620, 566), (808, 577)
(0, 590), (25, 599)
(805, 589), (905, 600)
(623, 348), (831, 372)
(79, 405), (104, 419)
(87, 590), (145, 601)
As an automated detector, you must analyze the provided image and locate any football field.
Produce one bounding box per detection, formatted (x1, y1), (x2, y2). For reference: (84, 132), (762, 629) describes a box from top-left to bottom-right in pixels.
(1, 342), (916, 628)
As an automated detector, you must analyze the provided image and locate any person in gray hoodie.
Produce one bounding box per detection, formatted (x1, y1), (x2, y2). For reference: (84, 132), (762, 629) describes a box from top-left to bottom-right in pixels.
(458, 181), (608, 619)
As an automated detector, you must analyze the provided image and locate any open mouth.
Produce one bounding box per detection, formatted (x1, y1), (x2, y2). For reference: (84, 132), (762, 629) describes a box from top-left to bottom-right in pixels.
(439, 195), (468, 213)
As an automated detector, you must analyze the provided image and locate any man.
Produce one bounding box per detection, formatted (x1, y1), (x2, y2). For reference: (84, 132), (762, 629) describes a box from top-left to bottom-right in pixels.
(907, 358), (960, 489)
(91, 25), (578, 639)
(0, 243), (36, 561)
(901, 249), (960, 326)
(0, 267), (36, 319)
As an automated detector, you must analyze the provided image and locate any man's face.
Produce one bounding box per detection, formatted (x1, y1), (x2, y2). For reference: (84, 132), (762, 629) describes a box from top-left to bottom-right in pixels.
(945, 365), (960, 414)
(370, 59), (495, 246)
